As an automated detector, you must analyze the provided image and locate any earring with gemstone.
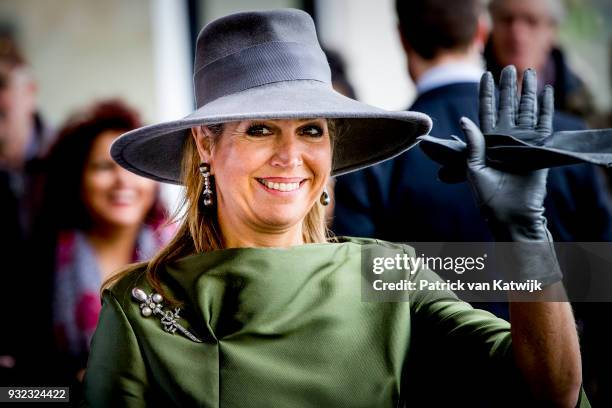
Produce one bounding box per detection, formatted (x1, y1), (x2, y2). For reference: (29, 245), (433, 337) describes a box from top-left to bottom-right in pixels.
(198, 163), (214, 206)
(320, 188), (330, 206)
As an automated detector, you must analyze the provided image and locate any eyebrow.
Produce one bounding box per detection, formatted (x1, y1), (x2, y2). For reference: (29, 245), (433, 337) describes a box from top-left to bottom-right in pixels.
(251, 118), (325, 126)
(295, 118), (325, 123)
(239, 118), (323, 129)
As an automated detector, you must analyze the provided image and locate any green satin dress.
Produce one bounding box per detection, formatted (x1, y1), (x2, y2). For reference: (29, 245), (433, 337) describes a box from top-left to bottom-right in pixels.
(82, 237), (589, 407)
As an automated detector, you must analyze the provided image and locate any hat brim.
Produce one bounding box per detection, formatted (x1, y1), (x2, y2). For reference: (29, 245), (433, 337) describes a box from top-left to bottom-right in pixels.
(419, 130), (612, 179)
(111, 80), (432, 184)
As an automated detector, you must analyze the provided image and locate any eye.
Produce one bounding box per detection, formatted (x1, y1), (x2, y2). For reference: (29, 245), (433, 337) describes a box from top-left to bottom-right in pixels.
(299, 125), (324, 137)
(246, 124), (273, 136)
(90, 160), (115, 171)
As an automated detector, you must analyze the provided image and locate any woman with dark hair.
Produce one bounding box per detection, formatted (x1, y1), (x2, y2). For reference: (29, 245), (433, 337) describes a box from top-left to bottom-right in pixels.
(32, 99), (173, 386)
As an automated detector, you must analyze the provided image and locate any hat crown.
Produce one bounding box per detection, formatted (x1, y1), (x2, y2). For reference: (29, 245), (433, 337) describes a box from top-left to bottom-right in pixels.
(192, 9), (331, 107)
(195, 9), (319, 68)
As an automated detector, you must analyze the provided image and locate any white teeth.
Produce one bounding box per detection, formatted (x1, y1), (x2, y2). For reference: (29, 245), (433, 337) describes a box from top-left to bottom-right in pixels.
(260, 179), (300, 192)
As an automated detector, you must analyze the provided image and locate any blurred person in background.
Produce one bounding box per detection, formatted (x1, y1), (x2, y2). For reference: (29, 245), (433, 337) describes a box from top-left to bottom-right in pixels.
(0, 34), (52, 227)
(485, 0), (595, 120)
(333, 1), (612, 404)
(0, 34), (53, 384)
(22, 100), (173, 393)
(323, 47), (357, 100)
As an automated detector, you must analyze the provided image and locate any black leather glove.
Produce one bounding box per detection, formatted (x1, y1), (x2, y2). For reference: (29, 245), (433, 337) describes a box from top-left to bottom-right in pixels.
(462, 66), (562, 286)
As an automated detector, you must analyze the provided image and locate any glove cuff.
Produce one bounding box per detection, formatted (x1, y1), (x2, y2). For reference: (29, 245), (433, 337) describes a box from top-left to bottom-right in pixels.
(490, 219), (563, 287)
(487, 213), (549, 242)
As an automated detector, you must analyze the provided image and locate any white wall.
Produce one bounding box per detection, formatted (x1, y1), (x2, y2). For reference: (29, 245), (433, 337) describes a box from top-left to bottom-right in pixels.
(315, 0), (415, 110)
(0, 0), (157, 126)
(201, 0), (300, 23)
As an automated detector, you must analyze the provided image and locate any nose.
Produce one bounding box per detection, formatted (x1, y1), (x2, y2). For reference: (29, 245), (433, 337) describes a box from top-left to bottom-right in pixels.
(508, 18), (530, 43)
(270, 132), (303, 169)
(113, 164), (137, 186)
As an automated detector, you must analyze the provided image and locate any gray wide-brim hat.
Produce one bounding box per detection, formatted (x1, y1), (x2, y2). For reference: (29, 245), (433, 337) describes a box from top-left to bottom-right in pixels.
(110, 9), (431, 184)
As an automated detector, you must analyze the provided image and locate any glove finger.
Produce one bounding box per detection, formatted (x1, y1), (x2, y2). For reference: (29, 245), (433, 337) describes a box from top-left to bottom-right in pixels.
(536, 85), (554, 133)
(478, 71), (496, 133)
(461, 117), (486, 168)
(497, 65), (517, 128)
(518, 68), (537, 128)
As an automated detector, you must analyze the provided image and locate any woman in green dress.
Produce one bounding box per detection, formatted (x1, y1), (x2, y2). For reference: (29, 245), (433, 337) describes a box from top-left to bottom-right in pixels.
(83, 9), (585, 407)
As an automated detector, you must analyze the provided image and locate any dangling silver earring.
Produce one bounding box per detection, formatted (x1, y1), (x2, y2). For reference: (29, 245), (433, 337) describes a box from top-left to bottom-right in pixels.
(320, 188), (330, 206)
(198, 163), (214, 206)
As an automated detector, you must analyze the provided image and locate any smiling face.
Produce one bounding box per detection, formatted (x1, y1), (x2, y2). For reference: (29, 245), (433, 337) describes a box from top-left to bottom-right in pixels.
(193, 119), (332, 246)
(82, 130), (157, 230)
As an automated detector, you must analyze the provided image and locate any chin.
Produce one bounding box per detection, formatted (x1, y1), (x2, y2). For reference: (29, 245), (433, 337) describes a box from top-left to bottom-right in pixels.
(98, 211), (147, 229)
(258, 210), (305, 229)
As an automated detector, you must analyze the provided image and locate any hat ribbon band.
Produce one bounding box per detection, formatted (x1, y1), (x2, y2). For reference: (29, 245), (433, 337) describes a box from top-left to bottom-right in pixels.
(194, 41), (332, 107)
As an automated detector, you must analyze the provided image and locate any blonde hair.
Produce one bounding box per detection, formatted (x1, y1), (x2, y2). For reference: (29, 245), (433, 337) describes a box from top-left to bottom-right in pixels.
(104, 119), (341, 305)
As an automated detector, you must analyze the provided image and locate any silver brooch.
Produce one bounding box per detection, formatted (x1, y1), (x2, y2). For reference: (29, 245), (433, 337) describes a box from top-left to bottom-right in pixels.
(131, 287), (203, 343)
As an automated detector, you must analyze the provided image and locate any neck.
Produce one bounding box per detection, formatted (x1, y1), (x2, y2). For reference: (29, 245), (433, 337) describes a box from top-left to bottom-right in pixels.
(85, 223), (142, 280)
(409, 48), (481, 84)
(218, 212), (304, 249)
(86, 223), (141, 252)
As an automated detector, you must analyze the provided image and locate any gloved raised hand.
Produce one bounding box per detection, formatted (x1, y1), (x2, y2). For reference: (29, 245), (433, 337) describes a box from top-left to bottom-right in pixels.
(466, 66), (550, 241)
(462, 66), (562, 285)
(418, 66), (612, 183)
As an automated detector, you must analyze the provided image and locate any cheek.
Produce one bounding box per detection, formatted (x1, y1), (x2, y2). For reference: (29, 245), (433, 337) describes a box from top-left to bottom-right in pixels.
(213, 142), (267, 184)
(0, 92), (9, 109)
(537, 29), (554, 51)
(136, 179), (158, 207)
(310, 142), (333, 175)
(82, 171), (110, 202)
(133, 177), (157, 195)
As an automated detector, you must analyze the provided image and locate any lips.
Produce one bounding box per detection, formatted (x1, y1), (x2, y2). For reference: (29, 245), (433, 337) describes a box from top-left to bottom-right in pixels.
(256, 177), (306, 192)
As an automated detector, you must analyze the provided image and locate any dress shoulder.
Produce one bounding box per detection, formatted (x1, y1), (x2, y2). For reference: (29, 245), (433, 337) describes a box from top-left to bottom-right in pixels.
(334, 235), (416, 251)
(104, 262), (151, 309)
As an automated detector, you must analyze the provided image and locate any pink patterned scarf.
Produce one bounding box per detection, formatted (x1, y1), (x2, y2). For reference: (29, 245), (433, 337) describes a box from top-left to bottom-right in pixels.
(52, 224), (174, 358)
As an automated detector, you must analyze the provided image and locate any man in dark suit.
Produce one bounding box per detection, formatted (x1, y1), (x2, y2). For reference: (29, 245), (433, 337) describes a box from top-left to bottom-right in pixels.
(333, 0), (612, 243)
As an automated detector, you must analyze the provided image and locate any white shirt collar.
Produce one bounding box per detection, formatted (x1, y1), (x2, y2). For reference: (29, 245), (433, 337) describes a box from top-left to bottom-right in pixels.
(416, 61), (484, 95)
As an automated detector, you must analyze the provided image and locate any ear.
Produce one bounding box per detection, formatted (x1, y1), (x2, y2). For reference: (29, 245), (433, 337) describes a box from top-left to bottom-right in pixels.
(397, 23), (412, 55)
(474, 14), (491, 52)
(191, 127), (213, 167)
